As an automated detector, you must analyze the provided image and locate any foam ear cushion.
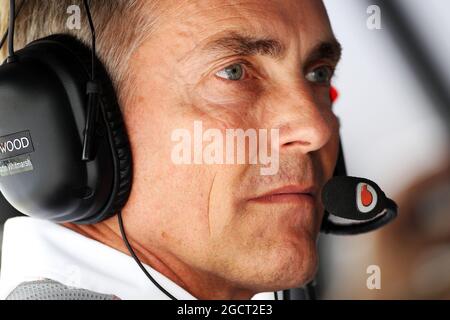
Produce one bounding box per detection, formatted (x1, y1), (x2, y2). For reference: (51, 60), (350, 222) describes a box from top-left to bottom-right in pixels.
(31, 34), (133, 223)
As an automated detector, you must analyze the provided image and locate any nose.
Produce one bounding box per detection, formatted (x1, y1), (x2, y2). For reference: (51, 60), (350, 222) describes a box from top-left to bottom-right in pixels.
(265, 82), (336, 154)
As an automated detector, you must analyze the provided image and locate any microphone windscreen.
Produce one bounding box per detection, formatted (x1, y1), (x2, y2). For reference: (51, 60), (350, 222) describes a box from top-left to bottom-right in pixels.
(321, 176), (387, 221)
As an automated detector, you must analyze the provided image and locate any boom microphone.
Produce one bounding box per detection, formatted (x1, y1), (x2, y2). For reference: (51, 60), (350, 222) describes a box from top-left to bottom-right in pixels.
(320, 176), (398, 235)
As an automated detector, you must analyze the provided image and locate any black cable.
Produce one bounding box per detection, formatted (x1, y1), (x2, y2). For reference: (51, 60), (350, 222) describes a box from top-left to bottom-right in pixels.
(305, 282), (317, 300)
(120, 209), (280, 301)
(0, 27), (6, 50)
(7, 0), (15, 59)
(82, 0), (96, 81)
(118, 211), (177, 300)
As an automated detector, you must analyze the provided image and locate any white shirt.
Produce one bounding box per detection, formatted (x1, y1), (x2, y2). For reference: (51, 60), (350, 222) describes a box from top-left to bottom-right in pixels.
(0, 217), (274, 300)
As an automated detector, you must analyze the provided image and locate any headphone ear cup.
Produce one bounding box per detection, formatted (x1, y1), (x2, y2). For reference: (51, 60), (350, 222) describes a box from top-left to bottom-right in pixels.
(95, 75), (132, 221)
(44, 34), (133, 223)
(0, 34), (132, 224)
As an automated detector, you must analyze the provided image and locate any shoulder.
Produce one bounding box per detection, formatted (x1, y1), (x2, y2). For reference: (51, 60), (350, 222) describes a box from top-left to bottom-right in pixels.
(5, 279), (120, 300)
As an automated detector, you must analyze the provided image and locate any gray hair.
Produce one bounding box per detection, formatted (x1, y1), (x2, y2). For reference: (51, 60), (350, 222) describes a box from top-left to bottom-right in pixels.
(0, 0), (162, 108)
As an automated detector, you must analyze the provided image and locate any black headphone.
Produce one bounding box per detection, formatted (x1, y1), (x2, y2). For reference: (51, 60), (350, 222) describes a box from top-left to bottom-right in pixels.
(0, 0), (180, 300)
(0, 0), (132, 224)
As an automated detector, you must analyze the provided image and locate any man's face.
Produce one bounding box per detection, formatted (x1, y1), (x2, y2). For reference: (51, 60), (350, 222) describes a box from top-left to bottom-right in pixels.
(121, 0), (340, 294)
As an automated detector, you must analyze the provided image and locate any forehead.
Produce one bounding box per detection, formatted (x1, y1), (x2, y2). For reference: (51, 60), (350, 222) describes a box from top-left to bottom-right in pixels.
(154, 0), (333, 54)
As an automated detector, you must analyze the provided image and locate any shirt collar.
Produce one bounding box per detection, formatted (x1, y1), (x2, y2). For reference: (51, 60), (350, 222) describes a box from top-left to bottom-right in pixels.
(0, 217), (197, 300)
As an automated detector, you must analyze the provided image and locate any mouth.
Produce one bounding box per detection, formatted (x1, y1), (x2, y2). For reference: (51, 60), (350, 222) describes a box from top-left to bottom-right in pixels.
(249, 185), (317, 205)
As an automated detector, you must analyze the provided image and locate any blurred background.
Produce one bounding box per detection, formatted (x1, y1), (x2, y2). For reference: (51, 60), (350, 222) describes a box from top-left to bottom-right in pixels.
(318, 0), (450, 299)
(0, 0), (449, 299)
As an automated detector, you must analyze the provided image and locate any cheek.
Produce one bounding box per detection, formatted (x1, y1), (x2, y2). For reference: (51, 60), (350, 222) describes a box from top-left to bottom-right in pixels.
(122, 95), (218, 244)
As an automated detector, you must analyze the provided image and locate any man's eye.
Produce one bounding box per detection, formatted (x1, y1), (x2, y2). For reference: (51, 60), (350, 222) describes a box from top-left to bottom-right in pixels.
(215, 63), (245, 81)
(305, 66), (334, 84)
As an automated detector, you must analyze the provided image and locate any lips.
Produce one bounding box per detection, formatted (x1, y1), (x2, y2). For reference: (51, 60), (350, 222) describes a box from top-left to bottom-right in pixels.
(249, 185), (316, 204)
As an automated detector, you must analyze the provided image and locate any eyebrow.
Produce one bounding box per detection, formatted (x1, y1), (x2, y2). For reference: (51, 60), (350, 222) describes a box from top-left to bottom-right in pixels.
(304, 40), (343, 66)
(202, 31), (286, 59)
(201, 31), (342, 64)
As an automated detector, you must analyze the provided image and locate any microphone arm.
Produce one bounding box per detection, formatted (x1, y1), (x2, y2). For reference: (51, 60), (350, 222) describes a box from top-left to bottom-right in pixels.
(321, 198), (398, 235)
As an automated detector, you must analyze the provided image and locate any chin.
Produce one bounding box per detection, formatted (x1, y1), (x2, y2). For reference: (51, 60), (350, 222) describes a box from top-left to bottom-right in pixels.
(277, 234), (318, 290)
(243, 232), (319, 293)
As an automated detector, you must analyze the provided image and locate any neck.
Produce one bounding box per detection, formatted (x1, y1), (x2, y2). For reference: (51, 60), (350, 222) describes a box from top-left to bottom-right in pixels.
(63, 217), (255, 300)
